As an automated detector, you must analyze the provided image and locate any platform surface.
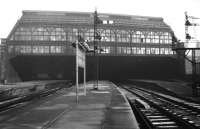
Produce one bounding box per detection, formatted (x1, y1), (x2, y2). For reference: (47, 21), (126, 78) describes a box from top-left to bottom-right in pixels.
(0, 81), (139, 129)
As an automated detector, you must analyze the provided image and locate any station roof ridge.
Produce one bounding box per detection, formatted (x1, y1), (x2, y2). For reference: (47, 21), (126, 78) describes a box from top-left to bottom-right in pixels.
(22, 10), (92, 16)
(22, 10), (164, 21)
(9, 10), (172, 32)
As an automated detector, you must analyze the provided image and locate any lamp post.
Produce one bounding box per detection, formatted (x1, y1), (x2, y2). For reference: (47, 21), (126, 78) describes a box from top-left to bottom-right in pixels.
(93, 10), (102, 90)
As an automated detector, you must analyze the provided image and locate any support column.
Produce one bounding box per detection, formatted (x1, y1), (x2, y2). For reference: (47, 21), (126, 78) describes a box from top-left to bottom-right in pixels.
(84, 56), (86, 95)
(192, 50), (197, 96)
(76, 41), (79, 103)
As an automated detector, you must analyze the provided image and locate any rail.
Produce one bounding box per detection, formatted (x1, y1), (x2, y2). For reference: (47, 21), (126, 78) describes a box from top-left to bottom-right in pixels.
(119, 84), (200, 129)
(0, 81), (72, 112)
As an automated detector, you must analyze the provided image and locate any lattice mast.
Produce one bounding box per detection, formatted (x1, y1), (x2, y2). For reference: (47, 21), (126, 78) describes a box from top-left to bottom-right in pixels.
(172, 12), (200, 96)
(185, 12), (200, 96)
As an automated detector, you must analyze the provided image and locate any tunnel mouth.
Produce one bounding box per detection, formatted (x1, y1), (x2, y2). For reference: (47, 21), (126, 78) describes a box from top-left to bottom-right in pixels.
(9, 55), (181, 82)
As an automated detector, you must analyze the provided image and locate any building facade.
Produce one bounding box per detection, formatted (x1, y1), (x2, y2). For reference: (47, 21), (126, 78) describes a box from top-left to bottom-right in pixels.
(0, 39), (6, 83)
(2, 10), (185, 81)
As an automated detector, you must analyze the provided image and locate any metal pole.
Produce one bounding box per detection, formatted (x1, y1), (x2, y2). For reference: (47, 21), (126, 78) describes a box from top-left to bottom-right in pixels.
(192, 50), (197, 96)
(93, 10), (98, 90)
(76, 41), (79, 103)
(84, 53), (86, 95)
(97, 43), (99, 88)
(96, 52), (99, 89)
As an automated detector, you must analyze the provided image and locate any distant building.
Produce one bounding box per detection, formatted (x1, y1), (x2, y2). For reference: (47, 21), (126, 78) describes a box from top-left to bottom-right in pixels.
(185, 41), (200, 75)
(2, 10), (185, 82)
(0, 39), (6, 83)
(195, 42), (200, 75)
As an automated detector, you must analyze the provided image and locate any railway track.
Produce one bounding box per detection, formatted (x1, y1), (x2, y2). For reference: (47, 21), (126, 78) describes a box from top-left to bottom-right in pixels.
(0, 84), (72, 113)
(120, 84), (200, 129)
(133, 86), (200, 113)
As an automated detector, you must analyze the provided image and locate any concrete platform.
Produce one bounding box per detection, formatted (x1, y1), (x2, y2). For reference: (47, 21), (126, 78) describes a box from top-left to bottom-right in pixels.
(0, 81), (139, 129)
(0, 80), (69, 100)
(0, 80), (69, 90)
(48, 81), (139, 129)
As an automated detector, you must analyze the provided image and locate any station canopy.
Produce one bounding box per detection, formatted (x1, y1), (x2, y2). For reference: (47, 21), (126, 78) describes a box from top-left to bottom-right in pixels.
(18, 10), (171, 30)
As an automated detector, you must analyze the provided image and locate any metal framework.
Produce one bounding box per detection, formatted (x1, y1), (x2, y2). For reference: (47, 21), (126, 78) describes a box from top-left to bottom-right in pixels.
(172, 12), (200, 96)
(0, 10), (182, 82)
(5, 11), (174, 57)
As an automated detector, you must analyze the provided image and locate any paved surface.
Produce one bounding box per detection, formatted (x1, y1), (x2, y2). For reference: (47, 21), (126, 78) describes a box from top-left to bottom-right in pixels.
(0, 80), (69, 100)
(0, 81), (139, 129)
(0, 80), (67, 90)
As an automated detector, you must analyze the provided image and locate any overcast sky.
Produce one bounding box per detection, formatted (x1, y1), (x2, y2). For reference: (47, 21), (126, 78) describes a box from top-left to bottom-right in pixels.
(0, 0), (200, 43)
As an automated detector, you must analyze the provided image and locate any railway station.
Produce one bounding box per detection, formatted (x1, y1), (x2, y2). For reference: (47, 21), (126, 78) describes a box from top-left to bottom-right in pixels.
(0, 10), (185, 82)
(0, 10), (200, 129)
